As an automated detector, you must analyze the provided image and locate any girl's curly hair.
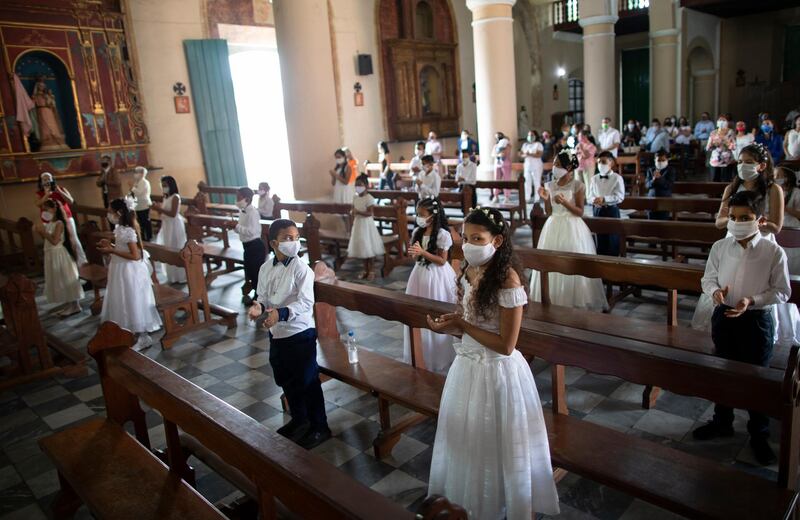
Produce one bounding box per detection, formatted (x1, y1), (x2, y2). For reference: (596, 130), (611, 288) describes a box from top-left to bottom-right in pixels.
(460, 207), (524, 320)
(412, 198), (450, 266)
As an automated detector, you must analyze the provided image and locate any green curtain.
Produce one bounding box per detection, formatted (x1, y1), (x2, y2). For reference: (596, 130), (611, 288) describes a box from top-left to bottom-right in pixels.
(184, 39), (246, 199)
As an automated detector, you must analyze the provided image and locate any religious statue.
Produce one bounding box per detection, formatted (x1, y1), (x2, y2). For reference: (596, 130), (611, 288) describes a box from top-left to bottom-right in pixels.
(518, 106), (530, 140)
(31, 78), (67, 151)
(421, 78), (432, 115)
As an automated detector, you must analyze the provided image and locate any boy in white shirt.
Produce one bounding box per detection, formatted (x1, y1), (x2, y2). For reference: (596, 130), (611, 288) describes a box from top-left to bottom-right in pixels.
(227, 187), (266, 305)
(520, 131), (544, 203)
(455, 149), (477, 209)
(409, 141), (425, 177)
(588, 151), (625, 256)
(416, 155), (441, 199)
(248, 219), (330, 449)
(692, 191), (790, 467)
(257, 182), (274, 219)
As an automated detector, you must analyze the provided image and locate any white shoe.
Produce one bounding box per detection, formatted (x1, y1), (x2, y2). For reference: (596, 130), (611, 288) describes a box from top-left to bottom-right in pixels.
(132, 334), (153, 352)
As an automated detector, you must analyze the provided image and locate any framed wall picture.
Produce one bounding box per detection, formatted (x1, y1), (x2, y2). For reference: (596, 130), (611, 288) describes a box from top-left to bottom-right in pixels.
(174, 95), (191, 114)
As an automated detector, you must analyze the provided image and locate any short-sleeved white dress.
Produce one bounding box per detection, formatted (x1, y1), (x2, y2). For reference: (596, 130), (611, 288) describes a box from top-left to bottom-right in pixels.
(154, 194), (187, 283)
(347, 194), (385, 259)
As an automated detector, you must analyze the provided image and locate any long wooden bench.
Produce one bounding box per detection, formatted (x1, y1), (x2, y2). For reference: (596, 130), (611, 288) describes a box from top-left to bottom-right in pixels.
(144, 240), (237, 348)
(620, 196), (722, 221)
(72, 204), (112, 231)
(368, 187), (473, 216)
(672, 181), (729, 197)
(0, 217), (39, 273)
(0, 273), (88, 392)
(39, 321), (465, 520)
(312, 274), (800, 520)
(475, 176), (529, 232)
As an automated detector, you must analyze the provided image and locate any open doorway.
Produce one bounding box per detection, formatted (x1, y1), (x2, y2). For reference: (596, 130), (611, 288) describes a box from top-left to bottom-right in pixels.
(225, 26), (294, 199)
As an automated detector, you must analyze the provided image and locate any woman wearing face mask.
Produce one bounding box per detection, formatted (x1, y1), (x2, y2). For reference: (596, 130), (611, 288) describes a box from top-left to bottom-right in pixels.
(36, 199), (84, 317)
(733, 121), (755, 160)
(426, 207), (559, 520)
(151, 175), (187, 283)
(693, 143), (800, 347)
(347, 174), (385, 280)
(530, 151), (607, 310)
(491, 132), (512, 201)
(519, 130), (544, 203)
(575, 130), (597, 189)
(329, 148), (356, 204)
(376, 141), (394, 191)
(622, 119), (641, 149)
(35, 172), (87, 266)
(129, 166), (153, 241)
(784, 115), (800, 161)
(402, 198), (457, 374)
(706, 115), (736, 182)
(756, 118), (784, 163)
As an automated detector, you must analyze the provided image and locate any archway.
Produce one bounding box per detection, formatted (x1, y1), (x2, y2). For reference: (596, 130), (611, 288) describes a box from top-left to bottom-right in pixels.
(687, 44), (715, 122)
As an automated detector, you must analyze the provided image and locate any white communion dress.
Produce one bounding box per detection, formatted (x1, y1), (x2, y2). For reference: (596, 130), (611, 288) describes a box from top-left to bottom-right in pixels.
(428, 278), (560, 520)
(402, 228), (458, 374)
(347, 193), (385, 259)
(101, 225), (162, 334)
(529, 178), (608, 311)
(154, 194), (187, 283)
(43, 221), (84, 305)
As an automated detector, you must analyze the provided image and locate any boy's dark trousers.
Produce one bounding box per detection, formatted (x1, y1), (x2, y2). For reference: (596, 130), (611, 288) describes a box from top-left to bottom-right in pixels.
(710, 305), (774, 440)
(379, 171), (395, 190)
(242, 238), (267, 297)
(136, 209), (153, 241)
(269, 328), (328, 430)
(459, 183), (478, 210)
(593, 204), (621, 256)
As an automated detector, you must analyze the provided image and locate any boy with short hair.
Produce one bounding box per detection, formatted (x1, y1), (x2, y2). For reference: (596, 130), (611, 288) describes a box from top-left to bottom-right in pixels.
(692, 191), (790, 466)
(409, 140), (426, 176)
(645, 149), (675, 220)
(588, 151), (625, 256)
(227, 187), (267, 305)
(416, 154), (441, 199)
(455, 148), (478, 209)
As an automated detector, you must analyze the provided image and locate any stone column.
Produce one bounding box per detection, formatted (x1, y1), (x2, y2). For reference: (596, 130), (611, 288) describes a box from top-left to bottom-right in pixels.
(273, 0), (341, 200)
(650, 0), (679, 119)
(467, 0), (517, 180)
(579, 13), (616, 130)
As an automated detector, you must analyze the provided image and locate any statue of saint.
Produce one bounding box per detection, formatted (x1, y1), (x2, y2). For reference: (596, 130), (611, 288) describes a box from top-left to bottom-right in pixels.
(421, 78), (432, 115)
(518, 106), (530, 140)
(31, 78), (67, 151)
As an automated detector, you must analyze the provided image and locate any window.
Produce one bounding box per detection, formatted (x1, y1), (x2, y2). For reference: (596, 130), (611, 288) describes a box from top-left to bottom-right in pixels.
(568, 78), (584, 124)
(415, 1), (434, 39)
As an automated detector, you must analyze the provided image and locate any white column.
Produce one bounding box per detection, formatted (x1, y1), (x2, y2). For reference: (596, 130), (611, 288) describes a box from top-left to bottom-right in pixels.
(467, 0), (518, 180)
(579, 14), (617, 130)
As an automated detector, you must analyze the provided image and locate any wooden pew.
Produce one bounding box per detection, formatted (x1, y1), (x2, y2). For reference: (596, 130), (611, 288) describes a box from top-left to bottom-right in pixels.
(0, 273), (88, 392)
(367, 187), (473, 216)
(672, 181), (728, 197)
(77, 222), (111, 315)
(39, 321), (465, 520)
(275, 199), (410, 275)
(0, 217), (39, 273)
(72, 204), (111, 231)
(312, 275), (800, 519)
(476, 176), (529, 232)
(619, 196), (722, 221)
(144, 240), (237, 348)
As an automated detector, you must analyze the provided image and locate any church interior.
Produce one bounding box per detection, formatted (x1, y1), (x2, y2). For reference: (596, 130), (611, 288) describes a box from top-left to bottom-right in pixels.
(2, 0), (800, 518)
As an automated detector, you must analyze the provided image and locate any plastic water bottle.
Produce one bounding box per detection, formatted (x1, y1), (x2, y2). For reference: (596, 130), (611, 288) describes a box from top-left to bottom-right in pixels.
(346, 330), (359, 364)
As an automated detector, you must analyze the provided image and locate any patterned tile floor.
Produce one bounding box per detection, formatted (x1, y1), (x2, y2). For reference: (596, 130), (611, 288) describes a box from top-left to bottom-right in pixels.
(0, 215), (780, 520)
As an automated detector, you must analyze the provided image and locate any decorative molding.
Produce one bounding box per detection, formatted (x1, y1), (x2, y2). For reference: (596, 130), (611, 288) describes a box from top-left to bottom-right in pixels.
(471, 16), (513, 27)
(466, 0), (516, 11)
(650, 28), (679, 38)
(693, 68), (716, 77)
(582, 31), (615, 40)
(553, 31), (583, 43)
(578, 14), (618, 28)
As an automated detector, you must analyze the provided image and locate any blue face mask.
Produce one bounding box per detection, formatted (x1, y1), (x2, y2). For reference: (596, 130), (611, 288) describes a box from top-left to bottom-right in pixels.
(762, 124), (773, 133)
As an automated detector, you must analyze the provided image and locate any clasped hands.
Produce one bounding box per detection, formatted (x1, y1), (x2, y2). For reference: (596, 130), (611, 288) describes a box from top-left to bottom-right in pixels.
(712, 285), (753, 318)
(426, 312), (464, 335)
(248, 303), (279, 328)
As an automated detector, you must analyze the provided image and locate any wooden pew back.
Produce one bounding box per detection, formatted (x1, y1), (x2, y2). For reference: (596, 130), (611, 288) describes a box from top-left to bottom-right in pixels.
(72, 204), (110, 231)
(0, 217), (39, 273)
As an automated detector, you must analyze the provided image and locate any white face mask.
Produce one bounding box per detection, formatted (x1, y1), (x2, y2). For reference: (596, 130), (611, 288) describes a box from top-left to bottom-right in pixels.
(737, 163), (760, 181)
(627, 124), (635, 131)
(162, 186), (170, 195)
(462, 242), (496, 267)
(107, 213), (119, 225)
(336, 157), (345, 165)
(416, 215), (430, 228)
(552, 166), (568, 180)
(41, 211), (53, 222)
(416, 149), (423, 157)
(717, 120), (728, 129)
(235, 199), (248, 210)
(258, 190), (267, 196)
(656, 160), (668, 170)
(776, 178), (786, 186)
(277, 240), (300, 258)
(461, 133), (468, 140)
(727, 219), (759, 240)
(355, 186), (366, 194)
(462, 158), (470, 165)
(598, 163), (611, 175)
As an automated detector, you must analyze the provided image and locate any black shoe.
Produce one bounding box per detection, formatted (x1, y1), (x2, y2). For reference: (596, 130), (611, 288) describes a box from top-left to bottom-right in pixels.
(297, 427), (332, 450)
(692, 422), (735, 441)
(242, 295), (253, 306)
(276, 419), (309, 441)
(82, 281), (93, 291)
(750, 437), (777, 466)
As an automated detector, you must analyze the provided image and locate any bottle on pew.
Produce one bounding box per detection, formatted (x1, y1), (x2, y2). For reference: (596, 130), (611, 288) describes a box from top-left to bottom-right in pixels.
(346, 330), (359, 364)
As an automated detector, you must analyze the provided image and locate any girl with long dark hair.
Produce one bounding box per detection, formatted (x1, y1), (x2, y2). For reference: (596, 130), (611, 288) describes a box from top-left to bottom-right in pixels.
(36, 199), (84, 316)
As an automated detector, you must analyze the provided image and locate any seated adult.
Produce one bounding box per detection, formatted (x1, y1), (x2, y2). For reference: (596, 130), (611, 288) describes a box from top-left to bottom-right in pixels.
(622, 119), (641, 148)
(645, 149), (675, 220)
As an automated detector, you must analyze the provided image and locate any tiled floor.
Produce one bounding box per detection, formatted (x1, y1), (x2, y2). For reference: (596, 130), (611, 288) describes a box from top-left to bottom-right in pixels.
(0, 210), (780, 520)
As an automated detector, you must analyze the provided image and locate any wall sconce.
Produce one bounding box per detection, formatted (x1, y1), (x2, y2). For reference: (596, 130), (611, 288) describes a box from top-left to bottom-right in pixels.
(556, 67), (566, 79)
(354, 82), (363, 107)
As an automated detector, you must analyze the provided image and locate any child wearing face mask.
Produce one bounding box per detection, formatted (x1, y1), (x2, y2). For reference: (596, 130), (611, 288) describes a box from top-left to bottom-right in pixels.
(409, 141), (426, 177)
(416, 155), (441, 199)
(691, 191), (789, 467)
(520, 130), (544, 203)
(35, 172), (87, 265)
(99, 198), (162, 351)
(330, 149), (355, 204)
(248, 218), (330, 449)
(257, 182), (274, 219)
(531, 152), (607, 310)
(347, 175), (385, 280)
(37, 199), (84, 317)
(402, 198), (457, 374)
(151, 175), (187, 283)
(130, 166), (153, 241)
(588, 151), (625, 256)
(645, 149), (675, 220)
(455, 149), (478, 209)
(426, 207), (559, 520)
(226, 187), (267, 305)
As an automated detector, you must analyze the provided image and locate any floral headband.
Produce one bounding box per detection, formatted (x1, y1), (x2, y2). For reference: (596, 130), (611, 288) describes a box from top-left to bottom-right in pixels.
(468, 206), (504, 228)
(750, 142), (770, 163)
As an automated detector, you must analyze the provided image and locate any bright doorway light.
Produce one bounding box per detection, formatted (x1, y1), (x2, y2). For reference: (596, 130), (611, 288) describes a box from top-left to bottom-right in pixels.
(229, 48), (294, 199)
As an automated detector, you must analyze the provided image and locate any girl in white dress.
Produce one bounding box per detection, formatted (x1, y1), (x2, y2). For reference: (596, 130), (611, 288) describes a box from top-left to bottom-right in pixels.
(427, 207), (559, 520)
(151, 175), (187, 283)
(530, 151), (608, 311)
(330, 148), (355, 204)
(402, 198), (457, 373)
(347, 175), (385, 280)
(692, 143), (800, 346)
(777, 167), (800, 274)
(37, 200), (84, 316)
(99, 198), (162, 351)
